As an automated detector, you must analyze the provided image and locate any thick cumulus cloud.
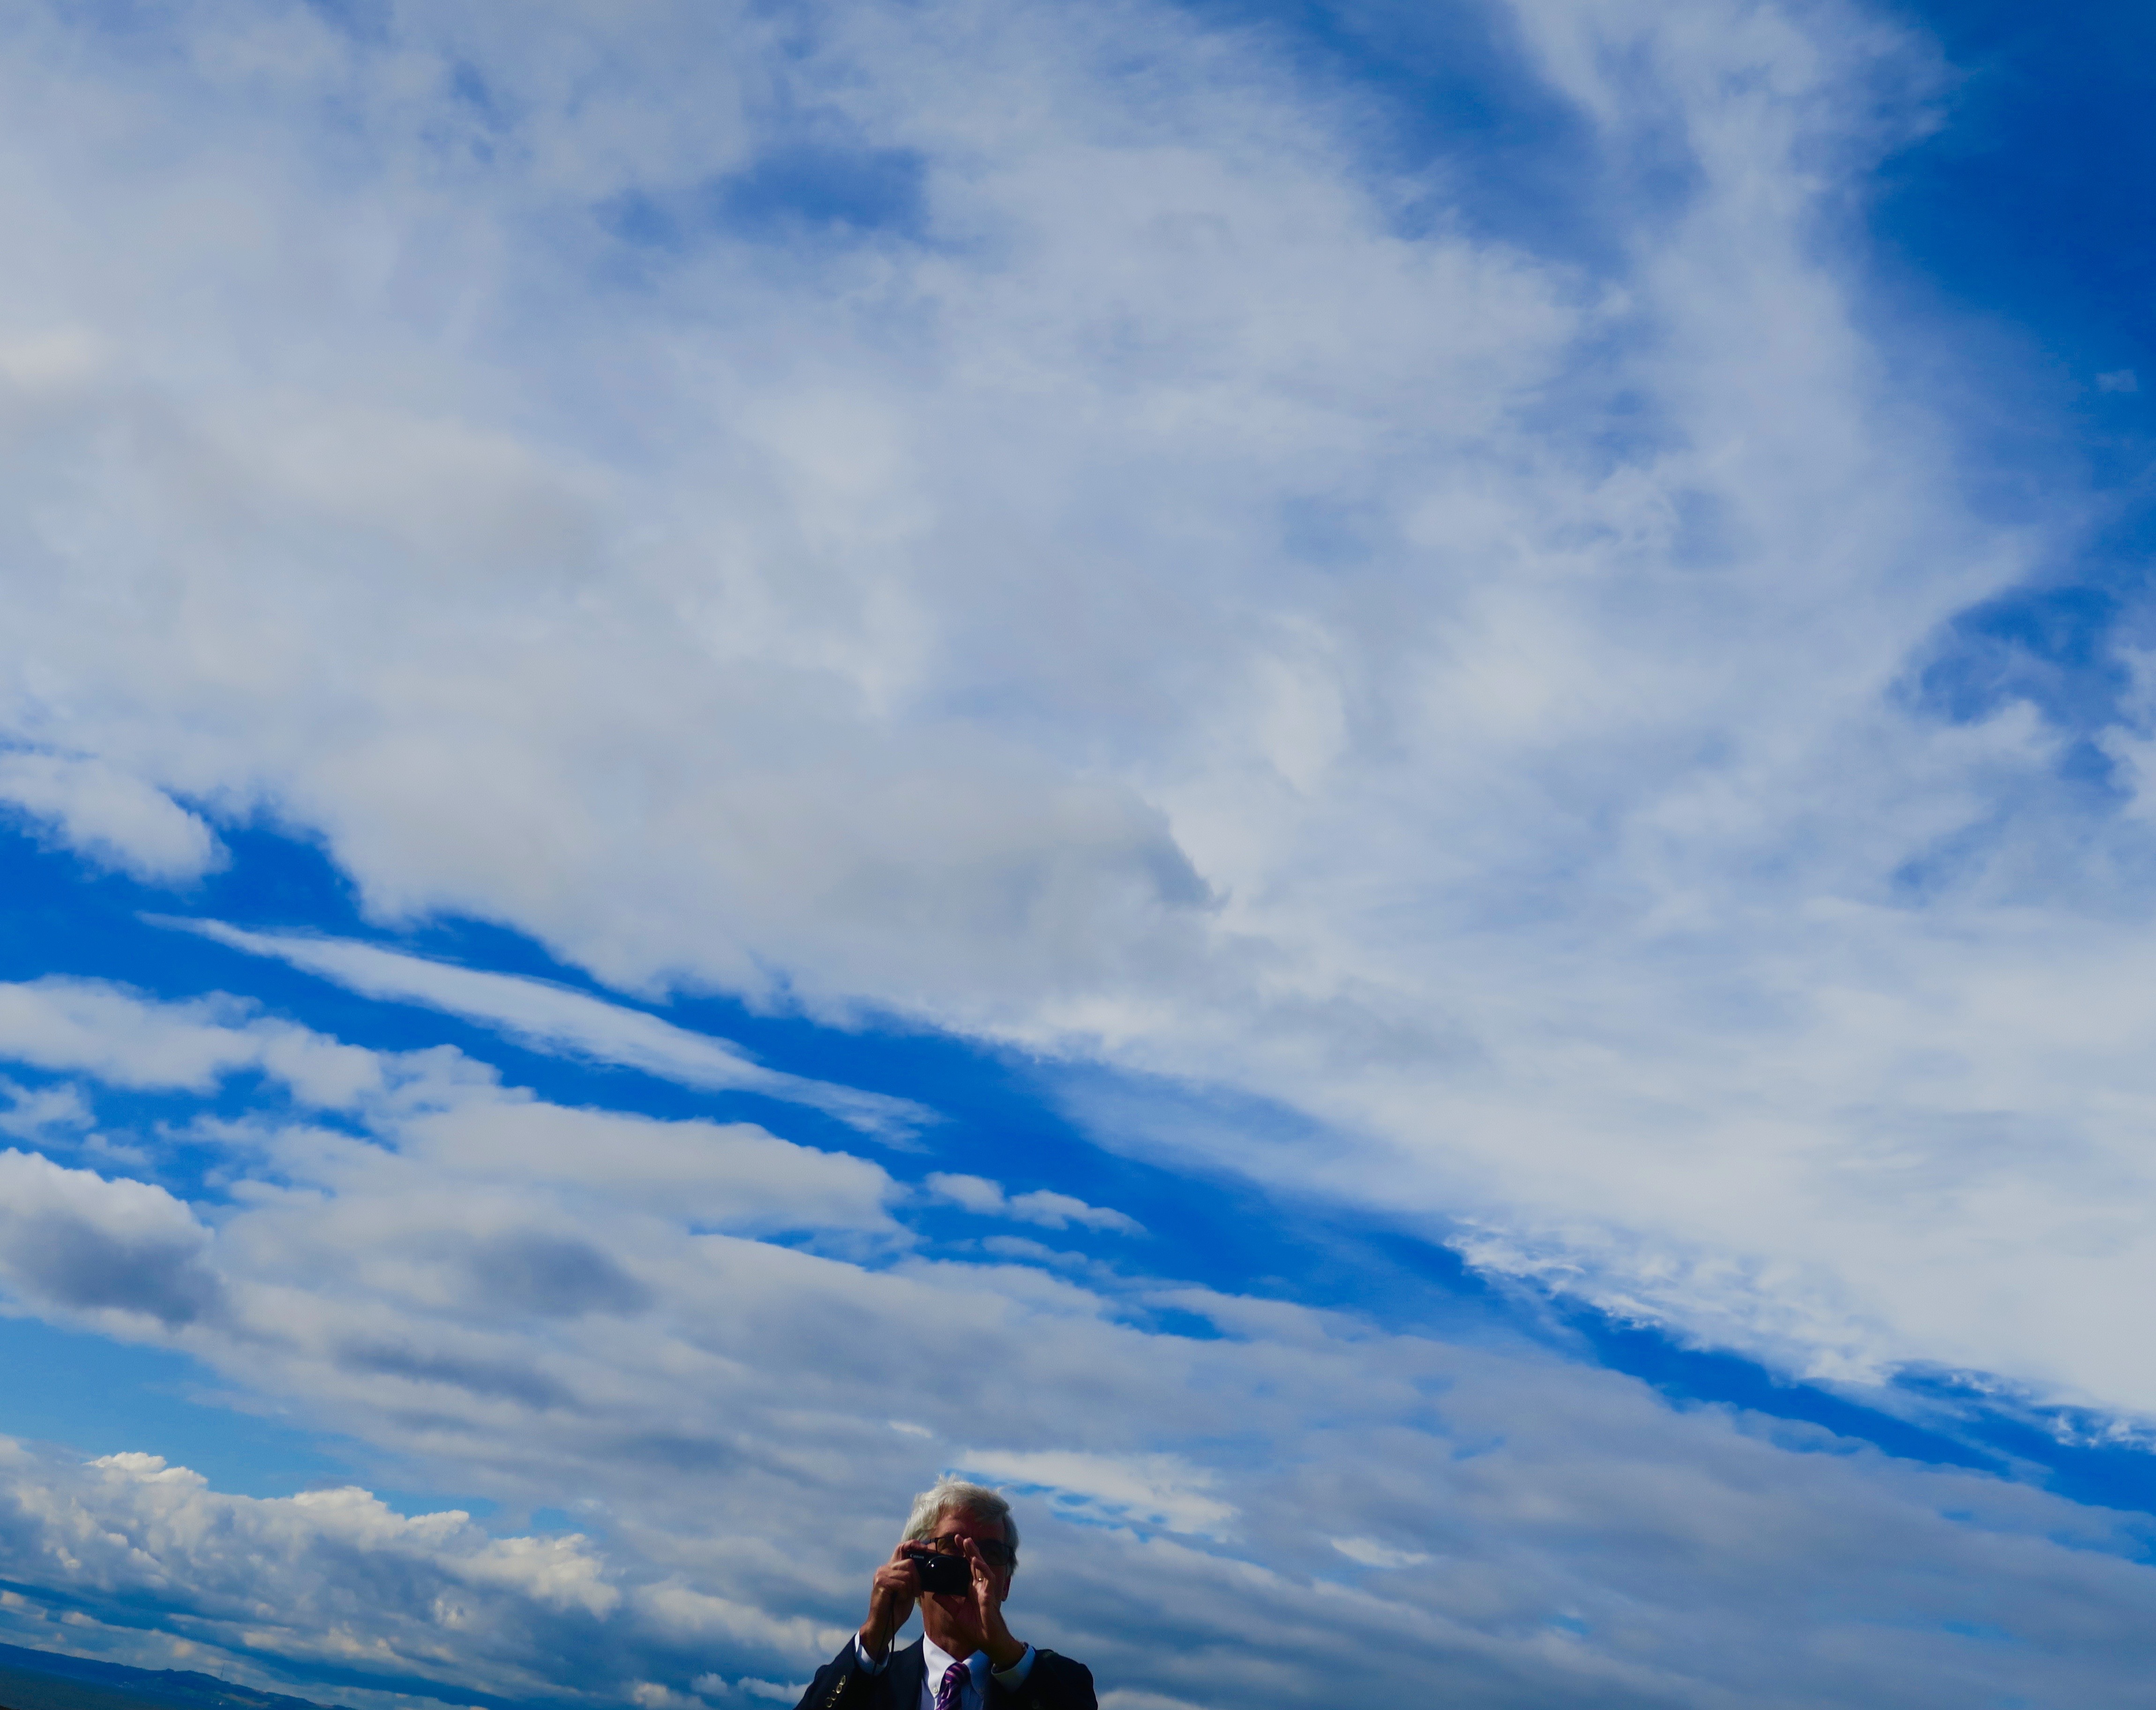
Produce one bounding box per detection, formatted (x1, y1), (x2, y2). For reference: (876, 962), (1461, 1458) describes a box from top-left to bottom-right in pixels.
(0, 991), (2154, 1707)
(0, 0), (2152, 1560)
(0, 1446), (638, 1704)
(0, 1149), (222, 1329)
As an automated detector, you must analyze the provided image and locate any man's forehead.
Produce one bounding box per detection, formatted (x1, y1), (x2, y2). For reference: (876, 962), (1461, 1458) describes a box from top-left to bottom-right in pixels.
(930, 1508), (1007, 1536)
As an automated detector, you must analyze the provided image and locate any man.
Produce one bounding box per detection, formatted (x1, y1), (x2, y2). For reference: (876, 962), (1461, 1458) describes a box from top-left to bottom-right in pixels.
(793, 1479), (1097, 1710)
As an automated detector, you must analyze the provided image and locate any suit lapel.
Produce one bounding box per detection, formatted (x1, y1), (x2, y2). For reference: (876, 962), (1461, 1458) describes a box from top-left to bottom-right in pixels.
(887, 1639), (926, 1710)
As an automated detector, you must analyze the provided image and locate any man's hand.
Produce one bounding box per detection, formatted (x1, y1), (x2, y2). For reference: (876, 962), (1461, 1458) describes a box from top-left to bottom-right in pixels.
(857, 1546), (922, 1663)
(957, 1538), (1026, 1671)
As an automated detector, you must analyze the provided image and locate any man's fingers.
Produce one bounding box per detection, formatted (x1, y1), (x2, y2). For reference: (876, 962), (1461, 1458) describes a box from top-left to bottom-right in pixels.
(869, 1559), (922, 1612)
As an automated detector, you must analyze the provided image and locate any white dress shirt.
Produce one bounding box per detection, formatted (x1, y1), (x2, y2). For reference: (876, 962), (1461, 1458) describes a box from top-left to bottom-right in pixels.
(854, 1631), (1037, 1708)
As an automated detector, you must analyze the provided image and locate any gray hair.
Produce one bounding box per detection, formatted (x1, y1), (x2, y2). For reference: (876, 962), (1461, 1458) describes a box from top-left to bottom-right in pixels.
(901, 1478), (1019, 1558)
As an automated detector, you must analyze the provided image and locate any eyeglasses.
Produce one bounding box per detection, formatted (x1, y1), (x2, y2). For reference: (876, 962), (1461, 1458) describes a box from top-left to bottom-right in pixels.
(914, 1536), (1015, 1567)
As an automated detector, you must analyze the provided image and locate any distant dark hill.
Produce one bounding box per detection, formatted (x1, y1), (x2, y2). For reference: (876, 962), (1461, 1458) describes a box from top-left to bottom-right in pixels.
(0, 1641), (352, 1710)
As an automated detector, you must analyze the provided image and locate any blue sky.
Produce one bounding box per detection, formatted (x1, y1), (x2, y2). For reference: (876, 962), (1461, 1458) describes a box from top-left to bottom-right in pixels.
(3, 1), (2156, 1706)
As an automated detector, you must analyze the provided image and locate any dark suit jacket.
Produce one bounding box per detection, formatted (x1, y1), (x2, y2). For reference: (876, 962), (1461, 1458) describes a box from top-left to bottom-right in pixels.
(792, 1639), (1096, 1710)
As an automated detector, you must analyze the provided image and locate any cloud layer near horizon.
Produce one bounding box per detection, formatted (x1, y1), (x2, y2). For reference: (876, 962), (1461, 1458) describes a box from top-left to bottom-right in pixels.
(0, 979), (2150, 1709)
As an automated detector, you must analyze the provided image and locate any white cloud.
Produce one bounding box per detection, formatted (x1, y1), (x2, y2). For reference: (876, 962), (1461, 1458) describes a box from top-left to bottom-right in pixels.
(0, 979), (2148, 1703)
(1329, 1537), (1431, 1570)
(0, 977), (416, 1106)
(951, 1449), (1235, 1539)
(0, 0), (2099, 1426)
(401, 1101), (900, 1235)
(925, 1173), (1141, 1234)
(1095, 1695), (1207, 1710)
(167, 923), (930, 1141)
(0, 1148), (221, 1330)
(2, 1221), (2156, 1710)
(0, 1444), (626, 1699)
(0, 1078), (91, 1140)
(0, 753), (221, 882)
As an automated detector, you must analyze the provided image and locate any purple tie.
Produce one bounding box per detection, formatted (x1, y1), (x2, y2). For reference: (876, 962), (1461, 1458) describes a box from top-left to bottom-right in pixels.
(933, 1660), (969, 1710)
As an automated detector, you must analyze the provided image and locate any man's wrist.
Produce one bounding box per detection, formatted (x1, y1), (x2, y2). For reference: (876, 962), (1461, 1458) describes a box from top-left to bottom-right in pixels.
(984, 1634), (1027, 1671)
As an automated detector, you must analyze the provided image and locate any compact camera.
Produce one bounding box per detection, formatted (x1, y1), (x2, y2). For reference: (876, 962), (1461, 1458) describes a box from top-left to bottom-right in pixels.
(901, 1547), (973, 1596)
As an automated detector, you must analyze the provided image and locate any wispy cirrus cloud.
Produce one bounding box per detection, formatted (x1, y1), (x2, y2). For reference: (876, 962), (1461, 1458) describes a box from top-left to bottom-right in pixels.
(0, 0), (2096, 1424)
(924, 1173), (1142, 1235)
(0, 976), (398, 1106)
(162, 921), (930, 1141)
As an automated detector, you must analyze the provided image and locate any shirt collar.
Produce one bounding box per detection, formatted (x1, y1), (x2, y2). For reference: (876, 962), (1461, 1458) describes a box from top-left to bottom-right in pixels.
(920, 1635), (986, 1687)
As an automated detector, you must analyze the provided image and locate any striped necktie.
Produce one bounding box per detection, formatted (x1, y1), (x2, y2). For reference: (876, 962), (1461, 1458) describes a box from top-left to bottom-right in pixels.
(933, 1659), (969, 1710)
